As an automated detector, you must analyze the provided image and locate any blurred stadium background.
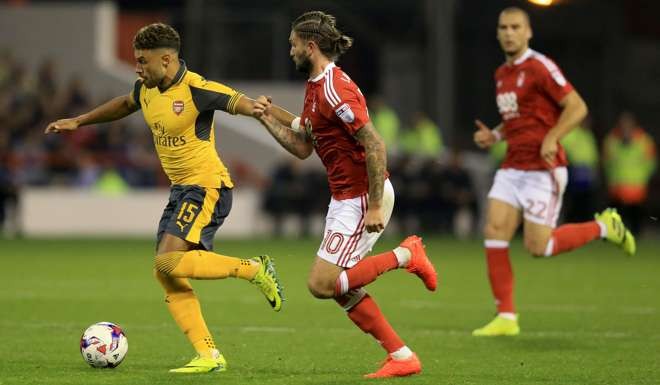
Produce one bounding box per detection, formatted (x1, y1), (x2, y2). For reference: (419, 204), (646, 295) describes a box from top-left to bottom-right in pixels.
(0, 0), (658, 238)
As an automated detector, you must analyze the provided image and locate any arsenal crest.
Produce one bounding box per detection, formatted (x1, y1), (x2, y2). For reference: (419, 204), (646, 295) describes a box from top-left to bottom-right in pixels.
(172, 100), (184, 115)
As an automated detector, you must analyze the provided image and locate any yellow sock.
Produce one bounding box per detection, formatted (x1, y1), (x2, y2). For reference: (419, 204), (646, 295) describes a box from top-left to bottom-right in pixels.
(154, 270), (217, 358)
(167, 291), (216, 358)
(156, 250), (259, 280)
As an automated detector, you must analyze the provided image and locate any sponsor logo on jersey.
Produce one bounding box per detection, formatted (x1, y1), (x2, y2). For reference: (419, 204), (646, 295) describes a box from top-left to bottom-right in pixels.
(152, 121), (187, 147)
(496, 92), (520, 120)
(335, 103), (355, 123)
(172, 100), (184, 115)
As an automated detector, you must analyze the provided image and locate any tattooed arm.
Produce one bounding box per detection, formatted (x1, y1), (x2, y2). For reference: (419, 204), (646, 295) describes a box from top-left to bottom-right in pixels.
(354, 122), (387, 233)
(253, 99), (313, 159)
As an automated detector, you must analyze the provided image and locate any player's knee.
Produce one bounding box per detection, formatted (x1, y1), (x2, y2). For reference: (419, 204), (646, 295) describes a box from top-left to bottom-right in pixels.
(153, 268), (170, 286)
(153, 268), (193, 294)
(307, 277), (335, 299)
(524, 238), (548, 258)
(484, 221), (506, 239)
(154, 251), (185, 275)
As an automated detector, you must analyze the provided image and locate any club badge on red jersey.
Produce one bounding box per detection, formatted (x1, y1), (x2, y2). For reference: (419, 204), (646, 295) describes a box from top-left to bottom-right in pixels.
(516, 71), (526, 87)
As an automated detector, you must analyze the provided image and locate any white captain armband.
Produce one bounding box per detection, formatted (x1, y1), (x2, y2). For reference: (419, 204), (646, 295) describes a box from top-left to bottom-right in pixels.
(492, 129), (502, 142)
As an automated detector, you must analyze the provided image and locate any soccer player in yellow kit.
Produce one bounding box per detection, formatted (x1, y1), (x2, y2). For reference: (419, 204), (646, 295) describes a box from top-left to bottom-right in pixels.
(45, 23), (285, 373)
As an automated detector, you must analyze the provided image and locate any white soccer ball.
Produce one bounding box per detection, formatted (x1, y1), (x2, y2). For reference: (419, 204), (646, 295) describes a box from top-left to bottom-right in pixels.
(80, 322), (128, 368)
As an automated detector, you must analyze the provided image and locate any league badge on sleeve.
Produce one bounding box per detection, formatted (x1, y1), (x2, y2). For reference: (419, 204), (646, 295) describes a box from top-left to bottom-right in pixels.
(335, 103), (355, 123)
(172, 100), (184, 115)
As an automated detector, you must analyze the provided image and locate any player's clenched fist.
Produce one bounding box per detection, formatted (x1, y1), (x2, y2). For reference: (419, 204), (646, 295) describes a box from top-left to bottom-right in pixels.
(364, 206), (385, 233)
(540, 134), (558, 168)
(252, 95), (272, 119)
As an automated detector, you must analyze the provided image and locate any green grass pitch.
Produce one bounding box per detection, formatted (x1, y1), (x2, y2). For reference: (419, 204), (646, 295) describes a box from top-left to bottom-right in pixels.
(1, 236), (659, 384)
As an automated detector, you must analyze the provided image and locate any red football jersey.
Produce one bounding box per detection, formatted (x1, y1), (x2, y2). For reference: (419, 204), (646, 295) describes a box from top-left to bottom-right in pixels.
(495, 49), (574, 170)
(300, 63), (376, 200)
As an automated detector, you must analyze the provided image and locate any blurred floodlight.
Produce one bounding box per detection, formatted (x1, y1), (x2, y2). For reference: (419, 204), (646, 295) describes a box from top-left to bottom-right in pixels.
(528, 0), (554, 6)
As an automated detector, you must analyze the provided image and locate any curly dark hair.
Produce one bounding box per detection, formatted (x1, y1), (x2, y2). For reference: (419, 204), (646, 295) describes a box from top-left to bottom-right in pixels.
(292, 11), (353, 60)
(132, 23), (181, 52)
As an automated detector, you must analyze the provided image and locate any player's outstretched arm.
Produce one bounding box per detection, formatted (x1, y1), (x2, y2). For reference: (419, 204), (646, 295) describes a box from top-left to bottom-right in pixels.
(234, 95), (264, 117)
(252, 98), (312, 160)
(234, 95), (298, 127)
(45, 94), (139, 134)
(354, 122), (386, 233)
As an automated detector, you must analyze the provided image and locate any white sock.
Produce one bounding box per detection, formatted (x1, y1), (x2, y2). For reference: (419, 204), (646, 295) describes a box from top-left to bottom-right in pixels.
(336, 271), (349, 296)
(389, 345), (413, 360)
(596, 220), (607, 238)
(544, 238), (555, 257)
(498, 312), (517, 321)
(393, 247), (411, 267)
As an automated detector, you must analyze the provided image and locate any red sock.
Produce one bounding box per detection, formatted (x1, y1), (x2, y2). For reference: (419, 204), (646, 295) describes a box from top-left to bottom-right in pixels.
(485, 242), (514, 313)
(335, 251), (398, 296)
(338, 293), (404, 353)
(550, 221), (601, 256)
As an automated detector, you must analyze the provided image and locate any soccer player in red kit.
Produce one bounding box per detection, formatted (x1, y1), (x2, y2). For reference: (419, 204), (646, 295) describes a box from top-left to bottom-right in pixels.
(253, 11), (437, 378)
(472, 7), (636, 336)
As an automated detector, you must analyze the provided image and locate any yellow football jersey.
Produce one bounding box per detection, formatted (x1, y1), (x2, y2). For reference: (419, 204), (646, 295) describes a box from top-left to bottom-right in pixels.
(130, 60), (243, 188)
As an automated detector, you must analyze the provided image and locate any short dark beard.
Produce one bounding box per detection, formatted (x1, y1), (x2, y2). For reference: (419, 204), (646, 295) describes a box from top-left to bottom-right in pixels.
(295, 54), (312, 75)
(143, 79), (157, 89)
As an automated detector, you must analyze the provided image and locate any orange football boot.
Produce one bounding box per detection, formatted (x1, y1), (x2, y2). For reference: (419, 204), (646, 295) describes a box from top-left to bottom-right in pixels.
(400, 235), (437, 291)
(364, 353), (422, 379)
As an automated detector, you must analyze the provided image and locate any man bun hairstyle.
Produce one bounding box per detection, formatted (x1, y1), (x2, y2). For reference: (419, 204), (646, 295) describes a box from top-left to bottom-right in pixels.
(133, 23), (181, 52)
(292, 11), (353, 60)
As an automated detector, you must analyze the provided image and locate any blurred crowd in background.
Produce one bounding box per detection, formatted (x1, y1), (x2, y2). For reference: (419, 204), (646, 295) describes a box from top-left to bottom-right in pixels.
(0, 50), (657, 238)
(0, 52), (164, 191)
